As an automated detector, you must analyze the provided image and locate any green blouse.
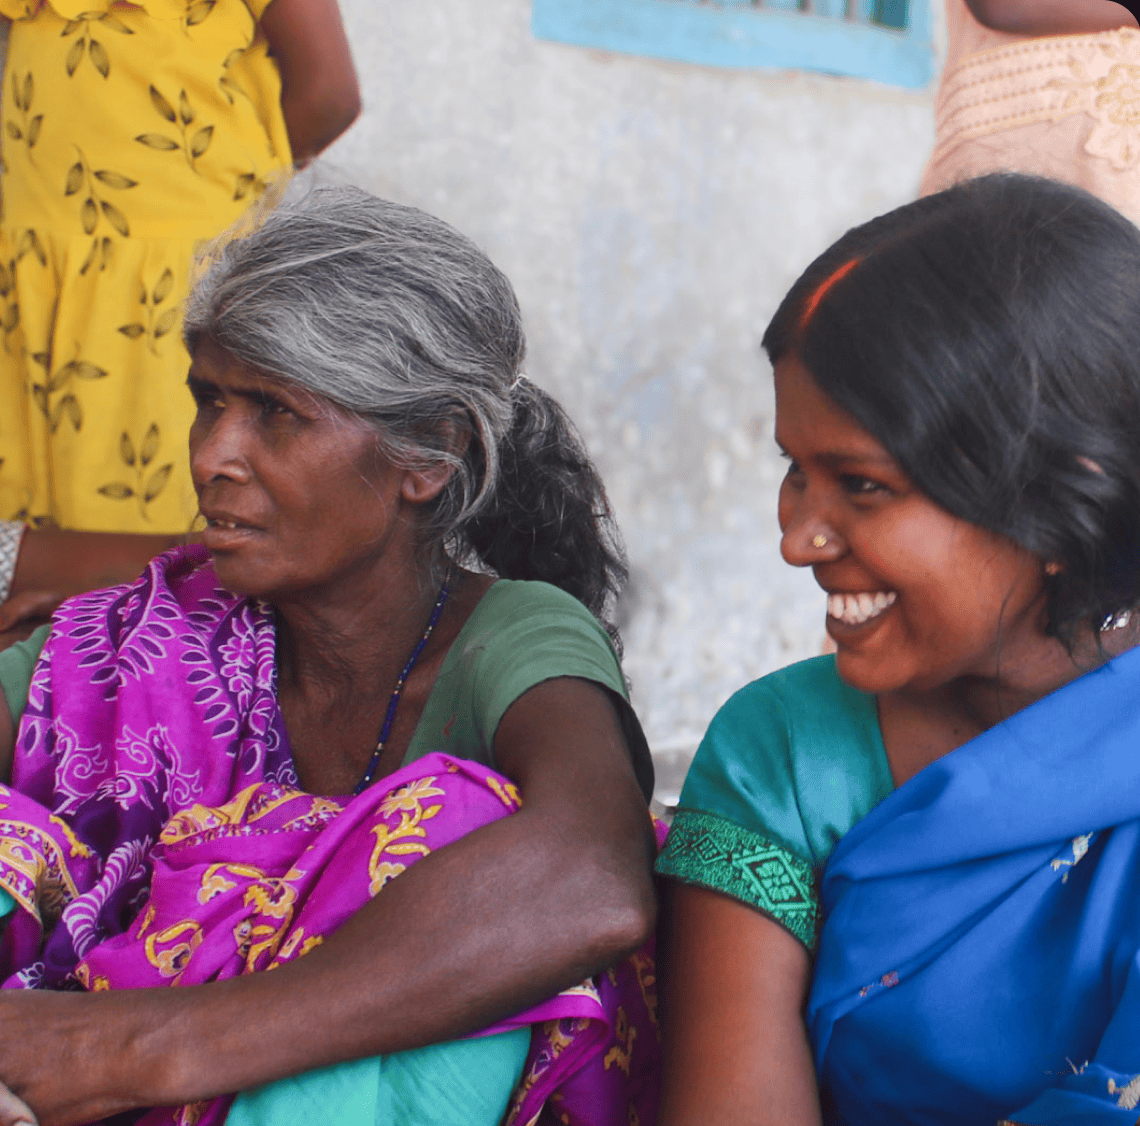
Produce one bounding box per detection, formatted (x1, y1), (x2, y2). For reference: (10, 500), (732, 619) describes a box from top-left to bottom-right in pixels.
(0, 580), (654, 800)
(655, 655), (893, 952)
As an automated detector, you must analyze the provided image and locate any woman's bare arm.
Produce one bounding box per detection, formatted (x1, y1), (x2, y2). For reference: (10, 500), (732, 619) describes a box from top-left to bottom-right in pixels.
(658, 882), (822, 1126)
(260, 0), (361, 165)
(0, 529), (184, 641)
(0, 676), (656, 1125)
(965, 0), (1138, 33)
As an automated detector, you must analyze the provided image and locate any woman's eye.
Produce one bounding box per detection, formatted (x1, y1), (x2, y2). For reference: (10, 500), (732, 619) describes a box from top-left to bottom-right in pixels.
(257, 395), (292, 418)
(842, 475), (887, 496)
(188, 382), (222, 410)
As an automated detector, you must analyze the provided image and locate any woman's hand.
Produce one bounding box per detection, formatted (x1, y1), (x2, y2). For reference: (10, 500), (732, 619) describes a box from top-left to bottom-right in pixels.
(0, 1078), (36, 1126)
(0, 989), (158, 1126)
(965, 0), (1139, 33)
(658, 883), (822, 1126)
(260, 0), (361, 165)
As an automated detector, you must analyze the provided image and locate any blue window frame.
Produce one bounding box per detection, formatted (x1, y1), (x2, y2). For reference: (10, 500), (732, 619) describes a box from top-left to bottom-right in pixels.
(532, 0), (933, 90)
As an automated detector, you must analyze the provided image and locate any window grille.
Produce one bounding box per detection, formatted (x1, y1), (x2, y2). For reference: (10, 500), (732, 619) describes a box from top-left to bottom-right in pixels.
(532, 0), (932, 89)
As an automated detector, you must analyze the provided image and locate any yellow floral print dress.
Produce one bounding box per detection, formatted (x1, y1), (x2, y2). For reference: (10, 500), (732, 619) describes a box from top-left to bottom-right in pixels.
(0, 0), (290, 531)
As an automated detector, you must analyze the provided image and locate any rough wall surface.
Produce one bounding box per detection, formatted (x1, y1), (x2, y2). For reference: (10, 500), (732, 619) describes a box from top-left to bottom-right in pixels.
(326, 0), (941, 802)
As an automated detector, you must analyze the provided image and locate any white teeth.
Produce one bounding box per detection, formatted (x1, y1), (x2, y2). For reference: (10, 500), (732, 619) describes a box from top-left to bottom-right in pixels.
(210, 519), (238, 530)
(827, 591), (896, 626)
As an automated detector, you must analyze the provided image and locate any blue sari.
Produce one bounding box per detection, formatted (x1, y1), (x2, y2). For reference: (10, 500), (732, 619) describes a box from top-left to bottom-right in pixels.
(807, 645), (1140, 1124)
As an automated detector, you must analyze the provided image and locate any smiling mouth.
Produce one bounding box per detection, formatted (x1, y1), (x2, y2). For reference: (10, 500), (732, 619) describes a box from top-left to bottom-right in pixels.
(827, 591), (897, 626)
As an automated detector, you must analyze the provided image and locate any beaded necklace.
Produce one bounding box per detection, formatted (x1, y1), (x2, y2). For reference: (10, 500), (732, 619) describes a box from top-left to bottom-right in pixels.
(353, 578), (451, 794)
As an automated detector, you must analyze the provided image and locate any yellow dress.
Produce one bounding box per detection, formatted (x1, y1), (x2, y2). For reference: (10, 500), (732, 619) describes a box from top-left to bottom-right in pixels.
(0, 0), (290, 531)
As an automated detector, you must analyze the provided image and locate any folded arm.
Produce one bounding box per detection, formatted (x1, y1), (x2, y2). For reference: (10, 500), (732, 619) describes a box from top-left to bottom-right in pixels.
(658, 882), (822, 1126)
(0, 676), (656, 1126)
(965, 0), (1138, 33)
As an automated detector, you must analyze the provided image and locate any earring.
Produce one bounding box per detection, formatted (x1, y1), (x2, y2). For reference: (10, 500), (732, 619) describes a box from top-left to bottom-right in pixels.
(1044, 561), (1063, 576)
(812, 534), (828, 549)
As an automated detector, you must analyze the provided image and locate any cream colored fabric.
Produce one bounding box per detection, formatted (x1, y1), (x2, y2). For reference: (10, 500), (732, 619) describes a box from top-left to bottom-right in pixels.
(920, 0), (1140, 225)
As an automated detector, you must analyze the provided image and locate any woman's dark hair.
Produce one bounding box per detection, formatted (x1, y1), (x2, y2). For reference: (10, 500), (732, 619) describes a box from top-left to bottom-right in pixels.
(763, 173), (1140, 646)
(185, 186), (627, 640)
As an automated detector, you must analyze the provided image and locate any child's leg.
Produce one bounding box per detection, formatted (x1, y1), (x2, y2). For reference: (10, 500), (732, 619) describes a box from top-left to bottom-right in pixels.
(226, 1026), (531, 1126)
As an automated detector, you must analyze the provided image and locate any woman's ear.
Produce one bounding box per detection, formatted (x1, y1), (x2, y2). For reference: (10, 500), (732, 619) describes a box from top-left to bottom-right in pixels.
(400, 461), (454, 505)
(399, 418), (472, 506)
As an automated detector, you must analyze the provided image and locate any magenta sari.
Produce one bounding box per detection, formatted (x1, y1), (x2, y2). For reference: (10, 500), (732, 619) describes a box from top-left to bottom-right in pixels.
(0, 547), (662, 1126)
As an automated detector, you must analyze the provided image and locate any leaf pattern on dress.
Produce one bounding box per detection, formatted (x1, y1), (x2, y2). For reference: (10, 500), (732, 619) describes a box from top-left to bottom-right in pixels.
(0, 259), (19, 355)
(6, 70), (44, 165)
(117, 268), (178, 356)
(64, 149), (137, 269)
(135, 87), (214, 173)
(28, 345), (109, 435)
(97, 424), (172, 518)
(182, 0), (217, 34)
(59, 11), (133, 80)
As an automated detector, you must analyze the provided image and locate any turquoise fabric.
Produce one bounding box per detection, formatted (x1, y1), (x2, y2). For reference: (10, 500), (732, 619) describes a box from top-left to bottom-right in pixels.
(228, 1028), (531, 1126)
(656, 655), (893, 950)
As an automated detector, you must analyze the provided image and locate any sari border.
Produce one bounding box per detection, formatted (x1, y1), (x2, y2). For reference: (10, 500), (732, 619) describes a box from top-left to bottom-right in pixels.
(655, 808), (819, 952)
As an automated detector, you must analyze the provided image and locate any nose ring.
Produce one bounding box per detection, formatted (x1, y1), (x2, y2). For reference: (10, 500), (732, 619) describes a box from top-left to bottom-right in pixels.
(812, 534), (829, 549)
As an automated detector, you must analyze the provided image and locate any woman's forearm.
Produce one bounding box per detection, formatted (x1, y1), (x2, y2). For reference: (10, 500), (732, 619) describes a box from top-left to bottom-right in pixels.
(965, 0), (1138, 33)
(161, 802), (653, 1102)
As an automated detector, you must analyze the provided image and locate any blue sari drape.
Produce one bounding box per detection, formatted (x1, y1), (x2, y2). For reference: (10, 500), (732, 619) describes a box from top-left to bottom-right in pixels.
(807, 646), (1140, 1125)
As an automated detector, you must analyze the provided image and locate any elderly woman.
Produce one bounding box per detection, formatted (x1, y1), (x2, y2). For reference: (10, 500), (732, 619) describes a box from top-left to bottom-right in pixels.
(0, 187), (658, 1126)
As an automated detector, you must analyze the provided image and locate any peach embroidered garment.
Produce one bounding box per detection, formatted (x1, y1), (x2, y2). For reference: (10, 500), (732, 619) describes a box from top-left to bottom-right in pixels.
(920, 0), (1140, 225)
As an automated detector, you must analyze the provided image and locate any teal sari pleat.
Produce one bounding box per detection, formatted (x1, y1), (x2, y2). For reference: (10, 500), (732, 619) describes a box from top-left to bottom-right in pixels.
(226, 1027), (530, 1126)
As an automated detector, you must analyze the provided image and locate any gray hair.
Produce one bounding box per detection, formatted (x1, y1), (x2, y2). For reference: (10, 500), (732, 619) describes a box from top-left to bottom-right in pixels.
(183, 185), (522, 543)
(184, 184), (628, 631)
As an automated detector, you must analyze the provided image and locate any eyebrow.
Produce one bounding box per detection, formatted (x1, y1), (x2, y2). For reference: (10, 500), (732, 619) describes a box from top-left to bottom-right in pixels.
(774, 438), (900, 471)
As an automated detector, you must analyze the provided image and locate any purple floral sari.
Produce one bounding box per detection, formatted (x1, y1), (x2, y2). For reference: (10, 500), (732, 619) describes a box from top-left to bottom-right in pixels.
(0, 547), (662, 1126)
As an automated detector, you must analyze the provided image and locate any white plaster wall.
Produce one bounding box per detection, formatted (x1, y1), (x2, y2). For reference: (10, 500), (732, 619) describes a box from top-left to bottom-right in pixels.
(325, 0), (944, 802)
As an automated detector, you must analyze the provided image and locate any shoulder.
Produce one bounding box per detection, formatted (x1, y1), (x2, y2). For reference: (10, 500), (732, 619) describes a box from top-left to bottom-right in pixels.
(657, 656), (890, 951)
(677, 656), (889, 868)
(415, 580), (653, 795)
(456, 579), (624, 693)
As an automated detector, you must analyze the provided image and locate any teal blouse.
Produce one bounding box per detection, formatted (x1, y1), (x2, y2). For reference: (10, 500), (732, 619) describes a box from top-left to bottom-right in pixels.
(655, 656), (894, 952)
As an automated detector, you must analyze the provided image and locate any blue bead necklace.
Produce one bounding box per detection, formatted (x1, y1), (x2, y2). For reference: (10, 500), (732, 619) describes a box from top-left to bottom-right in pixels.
(353, 578), (451, 794)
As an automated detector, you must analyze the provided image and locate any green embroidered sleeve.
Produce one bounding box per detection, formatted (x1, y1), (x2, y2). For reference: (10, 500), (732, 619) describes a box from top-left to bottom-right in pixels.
(656, 808), (819, 952)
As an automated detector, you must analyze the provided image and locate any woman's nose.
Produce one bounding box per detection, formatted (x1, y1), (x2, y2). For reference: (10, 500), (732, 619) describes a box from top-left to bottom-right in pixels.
(779, 488), (843, 567)
(189, 409), (252, 488)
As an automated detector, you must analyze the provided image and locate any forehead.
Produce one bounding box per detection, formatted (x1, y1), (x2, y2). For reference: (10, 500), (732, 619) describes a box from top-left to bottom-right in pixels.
(189, 337), (324, 409)
(773, 354), (895, 466)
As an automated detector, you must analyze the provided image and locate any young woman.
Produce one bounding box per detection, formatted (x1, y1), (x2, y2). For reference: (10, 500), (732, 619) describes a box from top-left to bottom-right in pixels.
(657, 174), (1140, 1124)
(921, 0), (1140, 225)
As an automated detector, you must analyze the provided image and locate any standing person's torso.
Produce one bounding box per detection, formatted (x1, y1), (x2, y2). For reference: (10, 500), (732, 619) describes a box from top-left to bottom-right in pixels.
(0, 0), (291, 236)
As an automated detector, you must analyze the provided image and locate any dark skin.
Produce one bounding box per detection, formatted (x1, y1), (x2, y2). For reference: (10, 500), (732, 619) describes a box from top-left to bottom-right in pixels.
(0, 530), (186, 651)
(259, 0), (361, 166)
(658, 356), (1139, 1125)
(0, 339), (657, 1126)
(965, 0), (1138, 33)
